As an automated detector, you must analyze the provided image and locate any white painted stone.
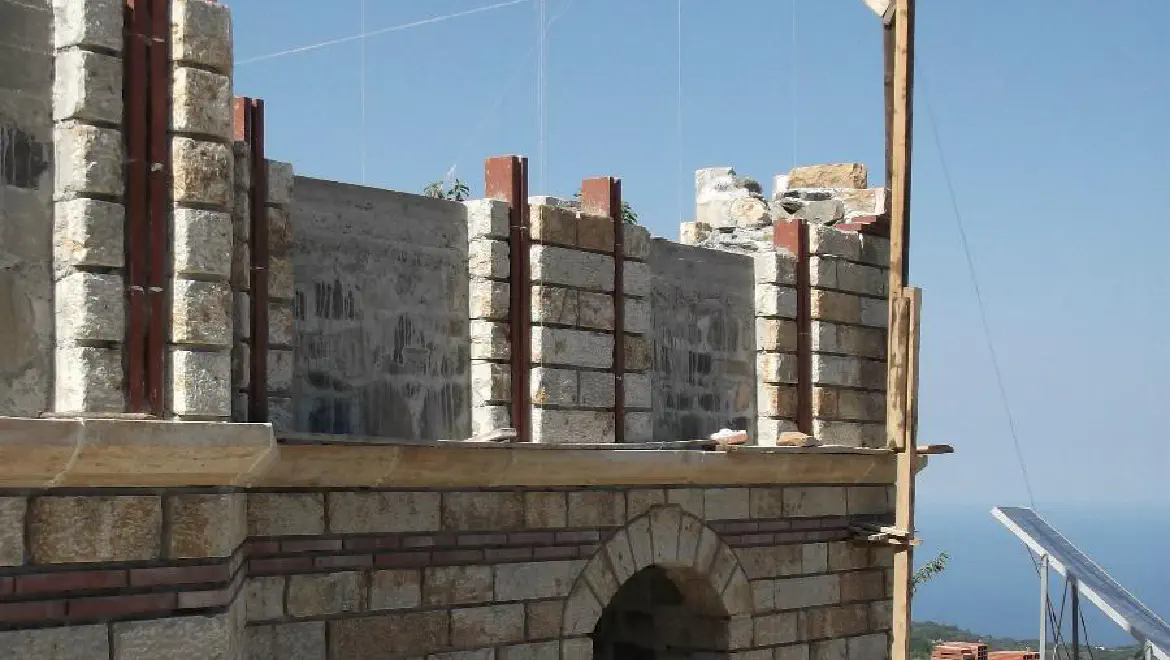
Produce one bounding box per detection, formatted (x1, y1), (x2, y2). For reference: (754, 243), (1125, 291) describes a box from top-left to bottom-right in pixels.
(172, 66), (232, 140)
(55, 271), (124, 342)
(170, 349), (232, 417)
(173, 208), (232, 278)
(754, 284), (797, 319)
(53, 49), (121, 124)
(54, 122), (122, 197)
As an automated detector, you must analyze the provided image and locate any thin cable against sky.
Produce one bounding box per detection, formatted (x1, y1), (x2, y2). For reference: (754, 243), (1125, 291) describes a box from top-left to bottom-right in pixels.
(922, 82), (1038, 508)
(676, 0), (683, 223)
(359, 0), (367, 184)
(790, 0), (798, 167)
(236, 0), (532, 65)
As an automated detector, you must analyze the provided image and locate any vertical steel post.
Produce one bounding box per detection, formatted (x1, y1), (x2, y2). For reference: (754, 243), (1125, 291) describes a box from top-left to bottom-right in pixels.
(1072, 577), (1081, 660)
(248, 99), (269, 423)
(1040, 554), (1049, 660)
(773, 220), (812, 434)
(581, 177), (624, 442)
(123, 0), (149, 413)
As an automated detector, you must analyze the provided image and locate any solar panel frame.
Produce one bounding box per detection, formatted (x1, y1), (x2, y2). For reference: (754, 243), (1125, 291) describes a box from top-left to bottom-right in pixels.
(992, 506), (1170, 660)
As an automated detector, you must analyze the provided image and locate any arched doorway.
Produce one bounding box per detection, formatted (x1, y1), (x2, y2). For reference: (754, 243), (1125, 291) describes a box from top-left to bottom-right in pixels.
(591, 564), (731, 660)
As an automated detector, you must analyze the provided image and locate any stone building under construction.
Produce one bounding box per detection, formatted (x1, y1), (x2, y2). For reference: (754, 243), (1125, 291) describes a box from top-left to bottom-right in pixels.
(0, 0), (927, 657)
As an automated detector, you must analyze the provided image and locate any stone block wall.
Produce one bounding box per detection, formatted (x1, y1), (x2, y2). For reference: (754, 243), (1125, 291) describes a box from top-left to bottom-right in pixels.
(50, 0), (125, 413)
(0, 480), (895, 659)
(527, 200), (653, 443)
(229, 134), (296, 428)
(754, 250), (801, 444)
(0, 0), (54, 416)
(649, 239), (757, 442)
(807, 226), (890, 448)
(466, 198), (512, 436)
(290, 177), (471, 439)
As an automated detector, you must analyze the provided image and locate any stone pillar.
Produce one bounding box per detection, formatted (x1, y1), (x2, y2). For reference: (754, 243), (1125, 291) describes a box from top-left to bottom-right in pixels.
(808, 225), (890, 448)
(465, 198), (513, 436)
(266, 161), (295, 429)
(754, 251), (800, 444)
(168, 0), (234, 419)
(51, 0), (126, 413)
(527, 200), (652, 443)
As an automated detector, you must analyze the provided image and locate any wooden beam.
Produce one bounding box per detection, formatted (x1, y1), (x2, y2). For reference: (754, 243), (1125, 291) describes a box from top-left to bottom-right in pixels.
(891, 287), (922, 660)
(887, 0), (915, 293)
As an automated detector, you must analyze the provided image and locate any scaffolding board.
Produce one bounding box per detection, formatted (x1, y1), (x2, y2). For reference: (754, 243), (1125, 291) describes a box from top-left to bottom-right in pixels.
(993, 506), (1170, 660)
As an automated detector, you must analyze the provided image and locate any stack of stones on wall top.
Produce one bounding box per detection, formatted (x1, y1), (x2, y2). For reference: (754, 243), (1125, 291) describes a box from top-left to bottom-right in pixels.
(683, 163), (886, 253)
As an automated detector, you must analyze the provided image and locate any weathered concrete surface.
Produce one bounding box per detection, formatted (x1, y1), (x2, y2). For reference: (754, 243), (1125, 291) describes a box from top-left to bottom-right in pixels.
(290, 177), (470, 439)
(0, 0), (54, 416)
(649, 240), (756, 442)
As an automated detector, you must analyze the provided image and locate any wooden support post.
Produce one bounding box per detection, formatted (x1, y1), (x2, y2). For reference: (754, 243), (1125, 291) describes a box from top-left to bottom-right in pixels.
(890, 287), (921, 660)
(581, 177), (625, 443)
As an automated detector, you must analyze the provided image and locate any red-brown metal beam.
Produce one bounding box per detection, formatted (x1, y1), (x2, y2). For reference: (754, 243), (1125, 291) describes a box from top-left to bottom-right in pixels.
(123, 0), (149, 413)
(248, 99), (269, 423)
(485, 156), (530, 443)
(773, 219), (812, 435)
(145, 0), (170, 415)
(580, 176), (624, 443)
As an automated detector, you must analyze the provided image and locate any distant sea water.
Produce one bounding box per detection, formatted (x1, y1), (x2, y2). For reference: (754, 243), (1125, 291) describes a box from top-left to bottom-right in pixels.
(913, 502), (1170, 647)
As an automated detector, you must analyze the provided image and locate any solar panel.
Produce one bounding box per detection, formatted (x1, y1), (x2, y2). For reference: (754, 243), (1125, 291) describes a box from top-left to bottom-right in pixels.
(992, 506), (1170, 660)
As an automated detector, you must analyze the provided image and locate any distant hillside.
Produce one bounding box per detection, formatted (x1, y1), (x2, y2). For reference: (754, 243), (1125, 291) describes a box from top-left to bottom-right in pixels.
(911, 621), (1143, 660)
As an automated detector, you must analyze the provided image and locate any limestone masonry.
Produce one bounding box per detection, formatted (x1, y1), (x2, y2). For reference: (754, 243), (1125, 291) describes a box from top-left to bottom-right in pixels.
(0, 0), (907, 657)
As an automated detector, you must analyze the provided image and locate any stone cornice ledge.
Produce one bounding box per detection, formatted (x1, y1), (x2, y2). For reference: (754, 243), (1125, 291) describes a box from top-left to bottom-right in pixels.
(0, 418), (910, 488)
(0, 417), (277, 488)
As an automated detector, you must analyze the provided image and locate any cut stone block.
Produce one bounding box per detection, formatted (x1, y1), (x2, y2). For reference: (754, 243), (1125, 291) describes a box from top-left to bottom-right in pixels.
(531, 327), (613, 369)
(813, 387), (885, 422)
(172, 137), (233, 208)
(469, 279), (509, 321)
(471, 361), (511, 405)
(287, 572), (363, 617)
(758, 384), (798, 417)
(54, 345), (124, 412)
(532, 408), (615, 444)
(530, 367), (577, 406)
(757, 352), (798, 384)
(30, 495), (161, 563)
(809, 225), (862, 261)
(329, 492), (441, 534)
(172, 66), (232, 140)
(55, 271), (124, 342)
(679, 222), (712, 245)
(267, 349), (294, 393)
(810, 256), (887, 297)
(172, 279), (232, 347)
(442, 492), (524, 531)
(0, 625), (110, 658)
(55, 121), (122, 197)
(494, 560), (580, 601)
(53, 0), (123, 51)
(171, 0), (233, 74)
(266, 161), (294, 205)
(532, 286), (577, 326)
(788, 163), (867, 189)
(53, 198), (124, 275)
(812, 419), (885, 448)
(756, 318), (798, 353)
(466, 199), (510, 240)
(170, 349), (232, 417)
(247, 493), (325, 537)
(811, 321), (886, 360)
(0, 497), (27, 566)
(468, 239), (509, 280)
(755, 284), (797, 319)
(531, 245), (613, 292)
(167, 492), (245, 558)
(470, 321), (510, 361)
(755, 251), (797, 284)
(53, 49), (121, 123)
(173, 208), (231, 278)
(812, 355), (886, 390)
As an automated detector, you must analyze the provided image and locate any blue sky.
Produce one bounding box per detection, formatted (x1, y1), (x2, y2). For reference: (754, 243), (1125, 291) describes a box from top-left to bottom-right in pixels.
(230, 0), (1170, 509)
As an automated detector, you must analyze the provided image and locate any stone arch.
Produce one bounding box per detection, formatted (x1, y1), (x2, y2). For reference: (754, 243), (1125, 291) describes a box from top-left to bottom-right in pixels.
(561, 504), (753, 644)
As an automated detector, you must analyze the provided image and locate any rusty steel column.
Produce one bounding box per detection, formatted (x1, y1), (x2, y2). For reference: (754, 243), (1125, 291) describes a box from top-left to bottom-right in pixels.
(145, 0), (171, 415)
(580, 176), (625, 443)
(248, 99), (269, 423)
(773, 219), (812, 435)
(123, 0), (150, 412)
(485, 156), (531, 443)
